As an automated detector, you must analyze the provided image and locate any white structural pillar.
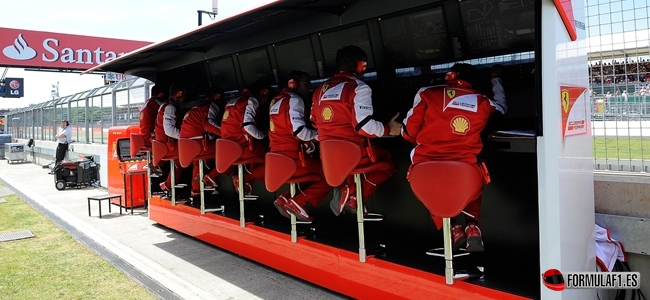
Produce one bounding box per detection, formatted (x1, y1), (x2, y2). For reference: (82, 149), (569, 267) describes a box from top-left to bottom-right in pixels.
(539, 1), (596, 299)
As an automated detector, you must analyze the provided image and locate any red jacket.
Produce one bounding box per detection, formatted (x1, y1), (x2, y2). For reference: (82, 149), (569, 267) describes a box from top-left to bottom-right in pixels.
(269, 88), (318, 154)
(402, 78), (506, 164)
(180, 101), (221, 139)
(139, 97), (162, 144)
(311, 72), (389, 148)
(154, 98), (181, 142)
(220, 92), (266, 147)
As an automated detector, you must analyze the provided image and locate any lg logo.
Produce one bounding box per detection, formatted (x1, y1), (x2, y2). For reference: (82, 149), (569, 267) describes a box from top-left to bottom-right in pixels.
(9, 80), (20, 89)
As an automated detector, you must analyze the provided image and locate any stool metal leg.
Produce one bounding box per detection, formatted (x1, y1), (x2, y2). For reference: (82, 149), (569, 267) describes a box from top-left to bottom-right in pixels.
(170, 160), (177, 206)
(238, 164), (245, 227)
(200, 159), (206, 214)
(147, 152), (152, 206)
(443, 217), (454, 285)
(290, 183), (298, 243)
(355, 174), (366, 263)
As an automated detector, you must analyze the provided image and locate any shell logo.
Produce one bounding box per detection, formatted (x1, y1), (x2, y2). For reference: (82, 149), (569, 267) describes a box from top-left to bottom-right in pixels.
(447, 89), (456, 99)
(450, 115), (470, 135)
(222, 110), (229, 121)
(322, 106), (334, 122)
(269, 120), (275, 133)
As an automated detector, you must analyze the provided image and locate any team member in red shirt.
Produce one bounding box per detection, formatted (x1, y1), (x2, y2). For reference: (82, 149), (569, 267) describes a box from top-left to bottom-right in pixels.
(268, 70), (331, 221)
(139, 85), (164, 175)
(220, 81), (272, 195)
(402, 63), (507, 252)
(154, 84), (186, 193)
(311, 45), (401, 216)
(179, 87), (225, 198)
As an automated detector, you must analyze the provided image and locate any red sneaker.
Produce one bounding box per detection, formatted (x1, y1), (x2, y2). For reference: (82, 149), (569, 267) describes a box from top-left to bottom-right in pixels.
(273, 196), (290, 219)
(451, 224), (466, 250)
(159, 182), (170, 192)
(329, 185), (350, 216)
(465, 223), (484, 252)
(344, 196), (368, 215)
(203, 175), (219, 188)
(231, 175), (252, 195)
(284, 198), (314, 222)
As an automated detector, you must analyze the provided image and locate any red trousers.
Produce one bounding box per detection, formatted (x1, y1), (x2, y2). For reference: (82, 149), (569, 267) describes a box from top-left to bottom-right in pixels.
(158, 145), (182, 189)
(189, 143), (221, 192)
(238, 142), (267, 185)
(345, 145), (397, 200)
(275, 150), (331, 207)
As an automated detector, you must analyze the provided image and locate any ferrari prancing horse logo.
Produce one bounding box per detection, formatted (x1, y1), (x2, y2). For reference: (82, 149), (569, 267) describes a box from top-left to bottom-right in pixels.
(447, 89), (456, 99)
(561, 89), (570, 114)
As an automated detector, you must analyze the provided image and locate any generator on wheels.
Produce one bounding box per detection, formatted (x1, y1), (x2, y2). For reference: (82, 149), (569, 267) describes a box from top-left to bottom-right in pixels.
(52, 156), (100, 190)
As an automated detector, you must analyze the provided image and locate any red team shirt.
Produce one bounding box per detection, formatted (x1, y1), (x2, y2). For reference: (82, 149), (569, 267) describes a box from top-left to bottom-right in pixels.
(311, 72), (389, 147)
(269, 88), (318, 154)
(402, 78), (506, 165)
(139, 97), (162, 144)
(179, 101), (221, 139)
(220, 92), (266, 146)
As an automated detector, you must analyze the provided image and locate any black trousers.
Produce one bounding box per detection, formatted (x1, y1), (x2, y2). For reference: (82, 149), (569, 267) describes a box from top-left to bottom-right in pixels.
(55, 143), (68, 164)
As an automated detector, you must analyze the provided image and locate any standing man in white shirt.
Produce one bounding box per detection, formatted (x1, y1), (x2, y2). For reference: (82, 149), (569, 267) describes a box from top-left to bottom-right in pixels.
(54, 119), (72, 165)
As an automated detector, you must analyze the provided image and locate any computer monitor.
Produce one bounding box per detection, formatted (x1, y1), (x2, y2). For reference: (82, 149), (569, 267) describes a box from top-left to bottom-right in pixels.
(379, 6), (451, 66)
(459, 0), (535, 55)
(319, 24), (375, 76)
(208, 56), (239, 91)
(274, 38), (319, 80)
(238, 48), (273, 87)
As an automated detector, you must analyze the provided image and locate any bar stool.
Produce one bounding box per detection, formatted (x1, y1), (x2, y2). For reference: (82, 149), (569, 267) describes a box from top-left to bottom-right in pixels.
(178, 138), (224, 215)
(408, 161), (484, 285)
(130, 133), (153, 202)
(320, 139), (388, 263)
(151, 140), (186, 205)
(264, 152), (320, 242)
(215, 139), (263, 227)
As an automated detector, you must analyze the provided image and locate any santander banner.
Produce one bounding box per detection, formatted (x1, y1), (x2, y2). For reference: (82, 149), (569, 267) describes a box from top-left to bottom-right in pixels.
(0, 27), (151, 70)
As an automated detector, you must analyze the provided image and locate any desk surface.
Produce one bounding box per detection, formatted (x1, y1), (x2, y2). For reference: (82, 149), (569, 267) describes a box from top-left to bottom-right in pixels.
(88, 194), (122, 200)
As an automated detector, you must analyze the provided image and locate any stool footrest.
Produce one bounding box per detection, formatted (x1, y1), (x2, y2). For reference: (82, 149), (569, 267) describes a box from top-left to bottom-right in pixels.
(204, 206), (225, 213)
(296, 220), (312, 224)
(426, 248), (470, 258)
(243, 195), (258, 201)
(363, 213), (384, 221)
(174, 184), (187, 188)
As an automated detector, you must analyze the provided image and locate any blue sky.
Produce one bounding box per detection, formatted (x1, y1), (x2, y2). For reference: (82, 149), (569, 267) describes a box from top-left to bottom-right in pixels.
(0, 0), (273, 108)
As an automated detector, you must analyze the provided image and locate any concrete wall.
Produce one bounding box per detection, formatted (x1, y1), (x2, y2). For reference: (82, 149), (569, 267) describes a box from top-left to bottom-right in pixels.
(14, 138), (108, 188)
(594, 172), (650, 299)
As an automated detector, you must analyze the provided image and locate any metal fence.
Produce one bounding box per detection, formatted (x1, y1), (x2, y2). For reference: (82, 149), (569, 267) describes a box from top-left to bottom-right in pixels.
(5, 73), (650, 173)
(591, 95), (650, 172)
(4, 77), (152, 144)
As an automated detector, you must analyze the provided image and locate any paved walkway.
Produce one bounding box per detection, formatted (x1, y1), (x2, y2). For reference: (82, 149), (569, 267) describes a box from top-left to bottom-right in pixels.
(0, 162), (343, 300)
